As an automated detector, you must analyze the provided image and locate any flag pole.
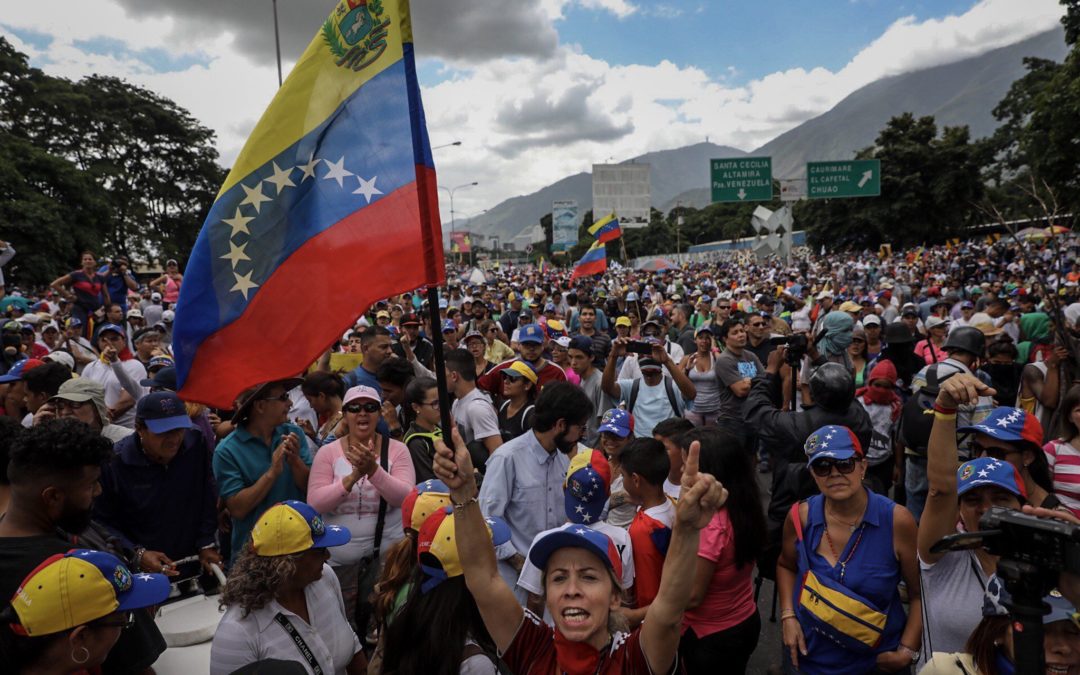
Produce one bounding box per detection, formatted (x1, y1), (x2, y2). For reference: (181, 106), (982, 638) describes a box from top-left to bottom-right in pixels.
(425, 286), (454, 435)
(272, 0), (283, 87)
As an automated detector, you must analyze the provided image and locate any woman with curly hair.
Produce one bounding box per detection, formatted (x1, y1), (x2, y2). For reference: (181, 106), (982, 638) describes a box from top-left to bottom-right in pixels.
(210, 501), (365, 675)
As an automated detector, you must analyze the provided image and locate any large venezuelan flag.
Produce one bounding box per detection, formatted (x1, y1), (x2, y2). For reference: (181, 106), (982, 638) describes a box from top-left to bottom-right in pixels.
(173, 0), (443, 408)
(588, 212), (622, 243)
(571, 240), (607, 281)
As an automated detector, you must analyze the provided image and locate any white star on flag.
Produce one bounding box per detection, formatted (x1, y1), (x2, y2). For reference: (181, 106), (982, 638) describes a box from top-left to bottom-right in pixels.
(323, 156), (354, 188)
(582, 513), (592, 523)
(136, 573), (155, 581)
(230, 270), (260, 300)
(223, 208), (254, 238)
(977, 469), (990, 478)
(574, 505), (584, 514)
(353, 175), (383, 203)
(575, 528), (587, 536)
(220, 241), (251, 269)
(297, 155), (321, 182)
(239, 182), (272, 214)
(996, 417), (1010, 428)
(264, 162), (296, 195)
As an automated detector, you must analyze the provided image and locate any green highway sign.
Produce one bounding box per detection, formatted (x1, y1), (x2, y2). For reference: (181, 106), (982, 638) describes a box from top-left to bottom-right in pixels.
(807, 159), (881, 199)
(711, 157), (772, 203)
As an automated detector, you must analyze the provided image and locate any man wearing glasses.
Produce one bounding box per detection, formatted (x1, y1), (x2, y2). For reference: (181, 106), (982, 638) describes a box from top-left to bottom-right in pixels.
(746, 311), (778, 365)
(212, 378), (313, 562)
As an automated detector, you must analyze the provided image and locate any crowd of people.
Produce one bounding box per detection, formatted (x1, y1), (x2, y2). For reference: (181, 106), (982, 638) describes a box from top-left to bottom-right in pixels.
(0, 231), (1079, 674)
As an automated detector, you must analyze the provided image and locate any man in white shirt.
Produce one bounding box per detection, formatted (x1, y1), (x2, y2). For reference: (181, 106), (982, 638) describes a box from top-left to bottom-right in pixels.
(79, 323), (147, 429)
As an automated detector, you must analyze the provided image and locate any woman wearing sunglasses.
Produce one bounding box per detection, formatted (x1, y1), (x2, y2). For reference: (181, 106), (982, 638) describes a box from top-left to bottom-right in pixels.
(918, 373), (1030, 671)
(777, 424), (922, 675)
(0, 549), (169, 674)
(307, 385), (416, 633)
(959, 405), (1054, 509)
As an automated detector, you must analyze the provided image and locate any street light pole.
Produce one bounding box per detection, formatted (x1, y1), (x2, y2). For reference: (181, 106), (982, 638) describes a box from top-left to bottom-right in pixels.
(438, 181), (479, 234)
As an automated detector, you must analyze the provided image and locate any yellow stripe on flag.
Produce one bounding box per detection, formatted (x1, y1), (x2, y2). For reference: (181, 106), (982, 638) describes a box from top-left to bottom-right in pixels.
(221, 0), (410, 196)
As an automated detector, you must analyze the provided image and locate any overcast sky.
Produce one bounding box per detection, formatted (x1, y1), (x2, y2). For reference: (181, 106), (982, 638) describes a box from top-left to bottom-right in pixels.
(1, 0), (1065, 226)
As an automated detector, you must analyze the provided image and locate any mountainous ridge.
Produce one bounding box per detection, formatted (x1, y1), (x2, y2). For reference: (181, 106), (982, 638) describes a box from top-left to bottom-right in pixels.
(461, 26), (1069, 243)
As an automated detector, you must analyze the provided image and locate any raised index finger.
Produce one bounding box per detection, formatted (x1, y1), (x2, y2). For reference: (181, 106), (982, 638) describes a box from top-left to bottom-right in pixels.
(683, 440), (701, 482)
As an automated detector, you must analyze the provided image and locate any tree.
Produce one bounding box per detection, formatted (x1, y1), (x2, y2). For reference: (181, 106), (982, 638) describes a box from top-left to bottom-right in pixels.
(797, 113), (984, 248)
(0, 37), (226, 277)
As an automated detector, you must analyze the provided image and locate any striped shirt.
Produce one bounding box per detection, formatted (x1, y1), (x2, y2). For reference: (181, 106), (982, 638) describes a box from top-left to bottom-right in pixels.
(1044, 439), (1080, 518)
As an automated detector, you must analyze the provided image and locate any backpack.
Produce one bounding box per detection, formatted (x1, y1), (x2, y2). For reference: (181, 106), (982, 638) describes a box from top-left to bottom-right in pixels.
(898, 364), (950, 456)
(628, 377), (681, 417)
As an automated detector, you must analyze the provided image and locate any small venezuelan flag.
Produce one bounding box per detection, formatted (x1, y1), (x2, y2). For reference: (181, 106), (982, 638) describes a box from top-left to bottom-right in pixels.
(588, 212), (622, 243)
(538, 256), (547, 275)
(173, 0), (443, 407)
(571, 240), (607, 281)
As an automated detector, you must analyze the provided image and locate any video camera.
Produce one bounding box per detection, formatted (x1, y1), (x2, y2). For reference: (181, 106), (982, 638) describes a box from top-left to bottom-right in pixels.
(769, 333), (808, 366)
(932, 507), (1080, 673)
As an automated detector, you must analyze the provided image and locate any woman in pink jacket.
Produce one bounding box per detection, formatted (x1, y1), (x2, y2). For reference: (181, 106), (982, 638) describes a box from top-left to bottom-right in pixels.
(307, 384), (416, 634)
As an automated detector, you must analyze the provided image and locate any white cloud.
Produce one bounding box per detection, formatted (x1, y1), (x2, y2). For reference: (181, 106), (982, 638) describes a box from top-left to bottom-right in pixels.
(0, 0), (1065, 227)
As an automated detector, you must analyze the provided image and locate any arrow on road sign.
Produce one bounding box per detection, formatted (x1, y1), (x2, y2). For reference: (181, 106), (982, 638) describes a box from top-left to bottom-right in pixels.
(737, 188), (747, 200)
(857, 170), (873, 188)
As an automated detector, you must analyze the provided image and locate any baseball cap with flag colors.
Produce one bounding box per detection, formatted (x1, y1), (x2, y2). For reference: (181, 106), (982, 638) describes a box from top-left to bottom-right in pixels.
(958, 407), (1044, 450)
(564, 450), (611, 524)
(803, 425), (864, 464)
(401, 479), (452, 532)
(417, 507), (510, 593)
(251, 501), (351, 556)
(957, 457), (1027, 500)
(8, 549), (169, 637)
(527, 526), (623, 580)
(598, 408), (634, 438)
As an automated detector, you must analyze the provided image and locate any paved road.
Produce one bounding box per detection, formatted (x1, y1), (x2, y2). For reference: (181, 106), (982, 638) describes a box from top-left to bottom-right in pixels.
(747, 469), (783, 674)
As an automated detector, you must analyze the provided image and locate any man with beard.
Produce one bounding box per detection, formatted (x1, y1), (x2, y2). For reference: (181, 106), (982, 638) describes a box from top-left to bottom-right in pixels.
(391, 312), (433, 369)
(478, 382), (594, 604)
(0, 418), (167, 672)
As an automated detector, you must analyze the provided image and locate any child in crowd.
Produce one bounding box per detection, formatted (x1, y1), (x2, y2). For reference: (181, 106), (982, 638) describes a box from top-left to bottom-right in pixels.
(620, 438), (675, 625)
(598, 408), (637, 528)
(652, 417), (694, 500)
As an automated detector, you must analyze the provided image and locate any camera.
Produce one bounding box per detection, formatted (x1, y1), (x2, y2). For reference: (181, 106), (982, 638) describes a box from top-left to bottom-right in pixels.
(626, 340), (654, 355)
(769, 333), (808, 365)
(932, 506), (1080, 579)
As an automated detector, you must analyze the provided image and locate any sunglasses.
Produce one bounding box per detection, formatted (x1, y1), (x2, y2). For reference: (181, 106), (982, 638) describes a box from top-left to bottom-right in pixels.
(345, 401), (381, 414)
(260, 393), (291, 403)
(93, 612), (135, 630)
(810, 457), (859, 478)
(418, 399), (440, 409)
(749, 322), (766, 328)
(972, 441), (1021, 461)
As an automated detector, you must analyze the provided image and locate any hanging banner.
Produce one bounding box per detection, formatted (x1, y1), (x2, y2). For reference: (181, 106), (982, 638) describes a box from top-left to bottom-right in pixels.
(552, 200), (579, 252)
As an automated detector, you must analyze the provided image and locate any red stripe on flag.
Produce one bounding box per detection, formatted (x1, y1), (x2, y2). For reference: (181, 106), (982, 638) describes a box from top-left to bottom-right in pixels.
(179, 168), (441, 408)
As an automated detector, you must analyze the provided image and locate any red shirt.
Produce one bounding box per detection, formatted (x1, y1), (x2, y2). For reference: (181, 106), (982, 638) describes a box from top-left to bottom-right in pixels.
(502, 609), (661, 675)
(627, 499), (675, 608)
(476, 359), (566, 396)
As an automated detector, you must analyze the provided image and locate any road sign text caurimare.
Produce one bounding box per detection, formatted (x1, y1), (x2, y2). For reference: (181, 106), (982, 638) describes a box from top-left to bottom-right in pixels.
(807, 160), (881, 199)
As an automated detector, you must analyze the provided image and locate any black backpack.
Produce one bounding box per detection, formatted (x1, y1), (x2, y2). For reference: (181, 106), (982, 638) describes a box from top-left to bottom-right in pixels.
(898, 364), (951, 456)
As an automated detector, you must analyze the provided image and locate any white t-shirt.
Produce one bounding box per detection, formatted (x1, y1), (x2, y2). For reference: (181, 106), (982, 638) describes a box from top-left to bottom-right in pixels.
(80, 359), (147, 428)
(662, 479), (680, 501)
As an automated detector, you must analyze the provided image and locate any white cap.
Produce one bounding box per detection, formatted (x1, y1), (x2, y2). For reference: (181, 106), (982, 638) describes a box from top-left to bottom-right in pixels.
(861, 314), (882, 327)
(43, 351), (75, 370)
(161, 310), (175, 323)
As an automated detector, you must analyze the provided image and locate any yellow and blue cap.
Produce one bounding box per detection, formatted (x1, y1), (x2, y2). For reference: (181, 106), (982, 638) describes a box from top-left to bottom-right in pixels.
(401, 479), (452, 533)
(416, 507), (510, 594)
(8, 549), (169, 637)
(564, 450), (612, 524)
(251, 501), (351, 557)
